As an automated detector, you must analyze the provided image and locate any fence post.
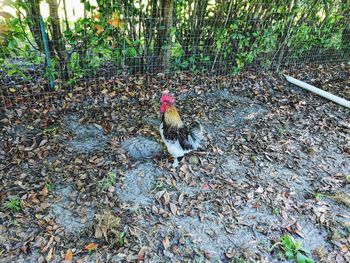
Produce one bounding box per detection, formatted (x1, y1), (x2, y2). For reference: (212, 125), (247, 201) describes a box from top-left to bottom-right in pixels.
(39, 15), (55, 90)
(159, 0), (173, 73)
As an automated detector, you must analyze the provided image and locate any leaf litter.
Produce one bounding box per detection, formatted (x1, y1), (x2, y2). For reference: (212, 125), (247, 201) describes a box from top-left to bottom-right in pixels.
(0, 63), (349, 262)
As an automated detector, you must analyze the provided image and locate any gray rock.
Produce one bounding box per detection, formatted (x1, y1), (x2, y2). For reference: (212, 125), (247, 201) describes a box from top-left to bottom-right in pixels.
(63, 114), (108, 153)
(121, 136), (162, 159)
(50, 185), (95, 236)
(116, 162), (161, 206)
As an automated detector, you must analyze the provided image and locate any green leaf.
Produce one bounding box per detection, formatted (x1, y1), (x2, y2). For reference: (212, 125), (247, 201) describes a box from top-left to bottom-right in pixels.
(294, 241), (302, 250)
(7, 69), (17, 76)
(296, 252), (314, 263)
(285, 250), (294, 260)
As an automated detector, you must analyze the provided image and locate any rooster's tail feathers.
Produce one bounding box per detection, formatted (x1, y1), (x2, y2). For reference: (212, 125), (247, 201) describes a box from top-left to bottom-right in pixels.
(189, 121), (204, 147)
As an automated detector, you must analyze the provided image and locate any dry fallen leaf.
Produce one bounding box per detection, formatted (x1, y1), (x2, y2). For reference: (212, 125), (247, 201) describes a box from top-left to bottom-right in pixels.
(64, 250), (73, 261)
(152, 205), (158, 214)
(38, 186), (49, 200)
(163, 191), (170, 205)
(46, 247), (54, 261)
(178, 192), (185, 206)
(84, 242), (97, 251)
(294, 229), (305, 239)
(162, 236), (170, 250)
(169, 203), (177, 215)
(95, 226), (103, 239)
(201, 184), (209, 191)
(341, 245), (349, 253)
(137, 246), (147, 261)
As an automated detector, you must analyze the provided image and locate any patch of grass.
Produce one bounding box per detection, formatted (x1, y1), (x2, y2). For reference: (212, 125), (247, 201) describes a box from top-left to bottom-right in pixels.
(328, 192), (350, 207)
(96, 211), (120, 231)
(98, 171), (117, 191)
(155, 181), (165, 192)
(313, 193), (323, 200)
(45, 182), (54, 192)
(276, 127), (287, 136)
(230, 257), (249, 263)
(306, 147), (317, 156)
(344, 175), (350, 184)
(95, 211), (124, 247)
(342, 225), (350, 239)
(8, 219), (21, 228)
(132, 208), (142, 216)
(272, 207), (280, 216)
(270, 234), (314, 263)
(116, 231), (126, 247)
(43, 126), (59, 135)
(3, 197), (21, 213)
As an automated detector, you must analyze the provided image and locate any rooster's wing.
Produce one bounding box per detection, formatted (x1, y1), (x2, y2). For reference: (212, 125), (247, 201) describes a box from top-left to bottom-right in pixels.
(178, 126), (193, 150)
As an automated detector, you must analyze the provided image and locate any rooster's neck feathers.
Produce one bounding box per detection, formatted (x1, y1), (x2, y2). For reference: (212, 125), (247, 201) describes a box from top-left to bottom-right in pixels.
(164, 105), (181, 128)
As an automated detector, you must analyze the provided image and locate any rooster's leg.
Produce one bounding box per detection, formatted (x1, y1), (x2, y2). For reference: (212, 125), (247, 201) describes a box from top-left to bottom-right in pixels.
(172, 158), (179, 168)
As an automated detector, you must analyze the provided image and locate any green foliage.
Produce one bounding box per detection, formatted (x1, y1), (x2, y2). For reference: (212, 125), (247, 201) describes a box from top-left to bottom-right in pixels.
(0, 17), (27, 57)
(272, 207), (280, 216)
(314, 193), (323, 200)
(98, 172), (117, 191)
(116, 231), (126, 247)
(43, 126), (59, 135)
(3, 197), (21, 213)
(270, 234), (314, 263)
(154, 181), (165, 192)
(0, 0), (349, 81)
(230, 257), (249, 263)
(45, 182), (54, 192)
(345, 175), (350, 184)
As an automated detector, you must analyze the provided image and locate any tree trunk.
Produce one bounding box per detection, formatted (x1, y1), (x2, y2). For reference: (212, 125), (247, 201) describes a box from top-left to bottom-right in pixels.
(62, 0), (70, 31)
(47, 0), (69, 80)
(26, 0), (44, 51)
(158, 0), (173, 72)
(190, 0), (208, 57)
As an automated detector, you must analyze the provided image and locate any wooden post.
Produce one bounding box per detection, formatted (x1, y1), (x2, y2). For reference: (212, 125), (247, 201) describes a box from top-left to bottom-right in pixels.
(159, 0), (173, 72)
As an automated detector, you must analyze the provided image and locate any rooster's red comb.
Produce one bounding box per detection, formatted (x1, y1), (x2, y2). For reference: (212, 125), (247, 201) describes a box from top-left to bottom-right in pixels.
(160, 90), (175, 104)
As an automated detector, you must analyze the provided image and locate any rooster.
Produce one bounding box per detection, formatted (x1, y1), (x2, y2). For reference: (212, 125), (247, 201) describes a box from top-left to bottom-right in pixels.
(159, 90), (204, 168)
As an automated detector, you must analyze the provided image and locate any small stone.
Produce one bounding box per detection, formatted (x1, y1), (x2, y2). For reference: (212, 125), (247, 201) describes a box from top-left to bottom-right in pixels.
(108, 186), (115, 192)
(121, 136), (162, 159)
(255, 186), (264, 194)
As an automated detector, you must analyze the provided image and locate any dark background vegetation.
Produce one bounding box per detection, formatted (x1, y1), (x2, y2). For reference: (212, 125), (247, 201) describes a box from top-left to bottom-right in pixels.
(0, 0), (349, 89)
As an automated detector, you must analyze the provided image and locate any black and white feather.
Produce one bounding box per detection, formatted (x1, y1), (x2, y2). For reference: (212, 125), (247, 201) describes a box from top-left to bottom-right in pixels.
(159, 116), (204, 167)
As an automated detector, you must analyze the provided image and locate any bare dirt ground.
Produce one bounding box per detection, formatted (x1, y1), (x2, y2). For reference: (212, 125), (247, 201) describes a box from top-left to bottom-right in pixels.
(0, 63), (349, 262)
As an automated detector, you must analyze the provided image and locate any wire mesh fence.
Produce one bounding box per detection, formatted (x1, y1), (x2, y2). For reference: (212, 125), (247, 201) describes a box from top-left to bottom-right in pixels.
(0, 1), (349, 108)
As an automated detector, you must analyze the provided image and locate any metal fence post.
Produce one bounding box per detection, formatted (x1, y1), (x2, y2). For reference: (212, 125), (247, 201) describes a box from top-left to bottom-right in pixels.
(39, 15), (55, 90)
